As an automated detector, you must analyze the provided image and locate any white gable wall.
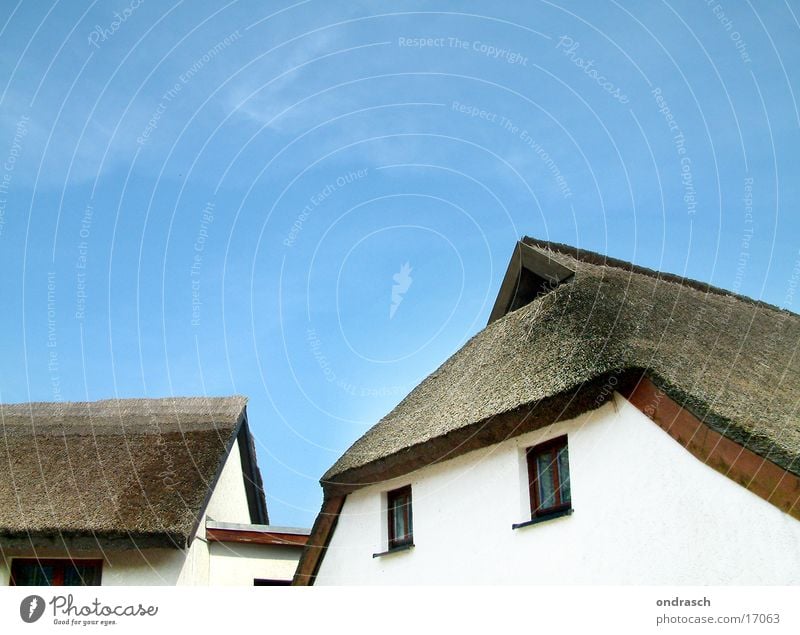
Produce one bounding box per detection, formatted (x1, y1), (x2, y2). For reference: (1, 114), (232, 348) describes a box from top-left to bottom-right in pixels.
(316, 395), (800, 584)
(204, 438), (253, 527)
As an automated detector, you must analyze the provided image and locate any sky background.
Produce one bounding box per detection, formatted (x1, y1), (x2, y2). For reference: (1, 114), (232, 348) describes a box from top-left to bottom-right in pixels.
(0, 0), (798, 527)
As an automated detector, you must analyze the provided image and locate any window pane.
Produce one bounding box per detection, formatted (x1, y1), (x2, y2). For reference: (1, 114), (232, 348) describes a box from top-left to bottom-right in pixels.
(536, 452), (556, 509)
(557, 445), (571, 504)
(393, 498), (407, 539)
(12, 561), (101, 586)
(13, 563), (53, 586)
(388, 488), (412, 546)
(63, 563), (100, 586)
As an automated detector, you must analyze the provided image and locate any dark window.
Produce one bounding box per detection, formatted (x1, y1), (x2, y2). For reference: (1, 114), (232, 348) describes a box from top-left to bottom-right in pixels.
(10, 559), (102, 586)
(387, 485), (413, 549)
(527, 436), (571, 518)
(254, 578), (291, 586)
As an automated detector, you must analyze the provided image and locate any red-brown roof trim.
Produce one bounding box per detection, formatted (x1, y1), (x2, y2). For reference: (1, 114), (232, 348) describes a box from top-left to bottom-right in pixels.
(292, 496), (346, 586)
(205, 522), (309, 547)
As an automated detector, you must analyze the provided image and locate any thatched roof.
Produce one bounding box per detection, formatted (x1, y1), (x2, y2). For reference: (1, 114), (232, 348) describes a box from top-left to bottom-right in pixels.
(0, 396), (253, 548)
(324, 238), (800, 489)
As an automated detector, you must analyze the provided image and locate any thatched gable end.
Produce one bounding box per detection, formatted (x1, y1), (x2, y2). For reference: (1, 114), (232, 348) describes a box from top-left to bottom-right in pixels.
(0, 396), (258, 548)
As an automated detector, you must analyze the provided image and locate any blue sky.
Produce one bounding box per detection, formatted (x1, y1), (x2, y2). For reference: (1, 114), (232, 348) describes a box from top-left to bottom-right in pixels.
(1, 0), (798, 527)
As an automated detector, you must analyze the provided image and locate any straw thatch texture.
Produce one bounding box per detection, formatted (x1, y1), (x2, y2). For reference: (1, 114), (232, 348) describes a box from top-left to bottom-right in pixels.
(325, 240), (800, 486)
(0, 396), (247, 547)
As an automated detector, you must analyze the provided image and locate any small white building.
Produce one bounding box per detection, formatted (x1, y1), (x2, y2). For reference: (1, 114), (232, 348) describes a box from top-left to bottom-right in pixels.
(295, 238), (800, 585)
(0, 396), (307, 586)
(206, 521), (309, 585)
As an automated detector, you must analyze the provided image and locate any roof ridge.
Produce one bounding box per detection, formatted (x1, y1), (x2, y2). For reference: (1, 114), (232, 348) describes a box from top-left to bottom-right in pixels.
(522, 236), (796, 318)
(0, 394), (248, 408)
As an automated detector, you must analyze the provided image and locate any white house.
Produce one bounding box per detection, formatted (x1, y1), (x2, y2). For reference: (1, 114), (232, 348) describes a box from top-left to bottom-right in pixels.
(0, 396), (307, 586)
(295, 237), (800, 585)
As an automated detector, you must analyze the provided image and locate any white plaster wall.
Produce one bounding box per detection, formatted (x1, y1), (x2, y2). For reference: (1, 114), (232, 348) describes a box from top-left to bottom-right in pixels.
(175, 534), (211, 586)
(316, 394), (800, 585)
(102, 549), (190, 585)
(209, 543), (301, 585)
(204, 438), (252, 526)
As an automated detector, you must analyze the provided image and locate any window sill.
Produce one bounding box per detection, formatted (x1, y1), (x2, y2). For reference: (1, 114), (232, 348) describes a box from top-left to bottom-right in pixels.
(372, 543), (414, 558)
(512, 508), (573, 530)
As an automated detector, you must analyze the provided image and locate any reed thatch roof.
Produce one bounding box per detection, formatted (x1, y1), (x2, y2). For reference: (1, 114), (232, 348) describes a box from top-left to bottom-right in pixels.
(0, 396), (250, 548)
(324, 238), (800, 489)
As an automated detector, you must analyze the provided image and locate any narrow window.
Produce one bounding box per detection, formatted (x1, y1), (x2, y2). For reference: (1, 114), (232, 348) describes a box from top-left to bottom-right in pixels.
(526, 435), (571, 518)
(10, 559), (102, 586)
(387, 485), (413, 549)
